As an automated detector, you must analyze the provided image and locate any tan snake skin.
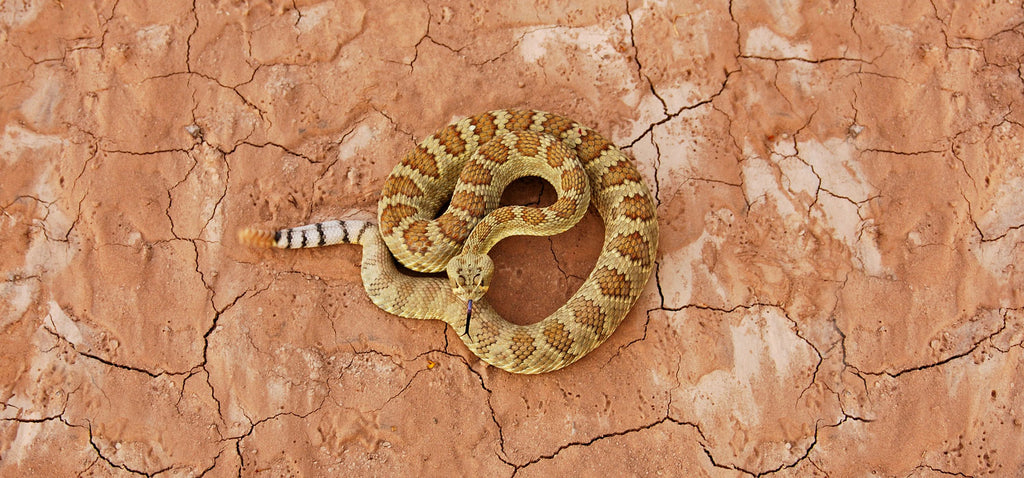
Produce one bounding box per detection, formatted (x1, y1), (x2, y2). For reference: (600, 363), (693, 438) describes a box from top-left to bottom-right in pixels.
(239, 110), (658, 373)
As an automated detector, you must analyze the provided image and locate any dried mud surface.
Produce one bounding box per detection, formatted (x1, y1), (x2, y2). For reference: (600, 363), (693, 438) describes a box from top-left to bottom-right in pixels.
(2, 1), (1023, 476)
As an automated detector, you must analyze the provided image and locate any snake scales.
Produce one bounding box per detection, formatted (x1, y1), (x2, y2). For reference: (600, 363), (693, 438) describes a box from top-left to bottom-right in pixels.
(239, 110), (658, 373)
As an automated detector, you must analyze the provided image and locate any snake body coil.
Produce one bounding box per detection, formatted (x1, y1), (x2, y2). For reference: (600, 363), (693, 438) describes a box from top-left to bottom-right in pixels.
(240, 110), (658, 374)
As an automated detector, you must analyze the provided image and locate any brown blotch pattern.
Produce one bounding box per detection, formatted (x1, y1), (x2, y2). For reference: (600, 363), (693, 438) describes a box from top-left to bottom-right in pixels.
(550, 197), (579, 219)
(435, 123), (467, 156)
(570, 298), (607, 337)
(437, 214), (471, 243)
(609, 232), (651, 267)
(510, 331), (537, 364)
(381, 175), (424, 199)
(546, 148), (566, 167)
(459, 161), (493, 185)
(521, 208), (546, 226)
(472, 320), (500, 356)
(600, 159), (643, 188)
(379, 203), (418, 235)
(543, 321), (574, 355)
(514, 132), (541, 157)
(478, 139), (512, 165)
(401, 220), (433, 254)
(577, 132), (614, 164)
(595, 266), (632, 299)
(450, 190), (486, 217)
(560, 168), (587, 192)
(491, 207), (517, 222)
(614, 193), (655, 221)
(469, 113), (498, 144)
(403, 145), (440, 178)
(541, 115), (575, 138)
(507, 110), (536, 131)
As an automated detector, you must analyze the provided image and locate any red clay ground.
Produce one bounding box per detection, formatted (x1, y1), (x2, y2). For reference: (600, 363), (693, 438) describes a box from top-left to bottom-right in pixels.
(2, 1), (1022, 476)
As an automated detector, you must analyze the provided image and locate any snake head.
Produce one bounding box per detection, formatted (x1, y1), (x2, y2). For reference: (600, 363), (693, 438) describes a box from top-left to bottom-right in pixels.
(446, 252), (494, 303)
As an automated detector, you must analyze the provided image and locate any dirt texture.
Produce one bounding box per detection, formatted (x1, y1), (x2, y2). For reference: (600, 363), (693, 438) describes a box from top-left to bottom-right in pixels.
(2, 0), (1024, 476)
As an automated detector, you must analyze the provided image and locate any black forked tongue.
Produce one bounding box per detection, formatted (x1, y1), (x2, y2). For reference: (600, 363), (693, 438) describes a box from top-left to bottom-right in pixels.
(463, 299), (473, 336)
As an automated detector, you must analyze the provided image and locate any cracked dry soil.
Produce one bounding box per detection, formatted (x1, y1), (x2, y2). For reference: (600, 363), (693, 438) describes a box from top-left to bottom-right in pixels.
(2, 0), (1024, 476)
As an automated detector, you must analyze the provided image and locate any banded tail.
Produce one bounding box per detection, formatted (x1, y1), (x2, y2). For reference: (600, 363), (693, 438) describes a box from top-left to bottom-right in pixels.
(238, 220), (375, 249)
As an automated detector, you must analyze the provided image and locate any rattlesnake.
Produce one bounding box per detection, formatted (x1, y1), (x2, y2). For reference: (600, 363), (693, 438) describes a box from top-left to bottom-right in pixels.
(239, 110), (658, 373)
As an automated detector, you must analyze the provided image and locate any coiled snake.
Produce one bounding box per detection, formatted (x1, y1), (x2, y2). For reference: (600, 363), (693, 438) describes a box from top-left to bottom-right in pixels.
(240, 110), (658, 373)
